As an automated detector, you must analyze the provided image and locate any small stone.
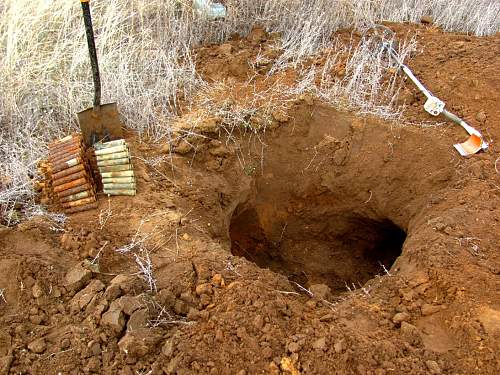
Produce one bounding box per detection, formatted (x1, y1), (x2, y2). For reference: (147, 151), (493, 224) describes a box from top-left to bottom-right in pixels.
(101, 309), (125, 333)
(211, 274), (224, 287)
(32, 283), (44, 298)
(127, 309), (149, 332)
(182, 233), (191, 241)
(253, 315), (264, 330)
(64, 263), (92, 291)
(28, 338), (46, 354)
(309, 284), (331, 300)
(187, 307), (200, 321)
(392, 312), (410, 325)
(262, 346), (273, 359)
(312, 337), (326, 350)
(88, 340), (102, 356)
(475, 110), (487, 123)
(287, 342), (300, 353)
(425, 360), (441, 374)
(103, 284), (122, 302)
(174, 139), (192, 155)
(60, 338), (71, 350)
(334, 339), (345, 353)
(195, 283), (213, 296)
(215, 329), (224, 342)
(162, 339), (174, 357)
(118, 333), (150, 358)
(29, 315), (43, 325)
(421, 16), (434, 24)
(421, 304), (441, 316)
(400, 322), (422, 346)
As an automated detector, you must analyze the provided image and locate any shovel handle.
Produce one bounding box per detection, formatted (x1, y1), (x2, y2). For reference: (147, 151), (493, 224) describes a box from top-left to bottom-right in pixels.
(80, 0), (101, 110)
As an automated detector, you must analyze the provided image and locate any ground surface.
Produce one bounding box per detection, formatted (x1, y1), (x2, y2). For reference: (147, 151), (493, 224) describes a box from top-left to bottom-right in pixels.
(0, 23), (499, 374)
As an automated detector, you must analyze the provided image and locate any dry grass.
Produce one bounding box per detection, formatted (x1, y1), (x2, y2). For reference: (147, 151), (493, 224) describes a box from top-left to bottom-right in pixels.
(1, 0), (498, 223)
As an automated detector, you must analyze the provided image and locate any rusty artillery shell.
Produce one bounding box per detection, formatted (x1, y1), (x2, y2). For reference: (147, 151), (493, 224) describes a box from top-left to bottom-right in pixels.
(61, 196), (96, 208)
(52, 164), (85, 180)
(94, 144), (128, 155)
(102, 177), (135, 184)
(98, 164), (133, 173)
(49, 134), (81, 148)
(103, 189), (136, 196)
(53, 170), (87, 187)
(100, 170), (134, 178)
(49, 143), (82, 159)
(102, 182), (136, 190)
(51, 157), (84, 173)
(50, 150), (83, 164)
(94, 139), (126, 150)
(97, 157), (130, 167)
(56, 183), (92, 198)
(95, 151), (130, 161)
(50, 136), (81, 148)
(53, 177), (87, 193)
(65, 201), (98, 214)
(59, 190), (92, 203)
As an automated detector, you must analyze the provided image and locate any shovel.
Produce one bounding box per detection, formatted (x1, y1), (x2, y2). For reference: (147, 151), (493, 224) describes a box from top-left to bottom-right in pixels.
(77, 0), (123, 147)
(368, 25), (488, 157)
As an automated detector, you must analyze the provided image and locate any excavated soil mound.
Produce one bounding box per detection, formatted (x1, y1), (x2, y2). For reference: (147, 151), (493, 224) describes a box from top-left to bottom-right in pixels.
(0, 23), (499, 375)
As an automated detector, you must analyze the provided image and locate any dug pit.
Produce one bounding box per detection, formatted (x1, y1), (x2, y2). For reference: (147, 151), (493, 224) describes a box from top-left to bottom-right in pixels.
(226, 104), (454, 295)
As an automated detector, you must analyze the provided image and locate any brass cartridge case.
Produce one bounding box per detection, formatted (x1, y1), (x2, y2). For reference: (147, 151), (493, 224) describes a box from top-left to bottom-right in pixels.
(59, 190), (92, 203)
(57, 183), (92, 198)
(52, 164), (85, 180)
(103, 189), (136, 196)
(98, 164), (132, 173)
(53, 177), (87, 193)
(50, 144), (82, 159)
(97, 158), (130, 167)
(102, 183), (136, 190)
(102, 176), (135, 184)
(94, 139), (125, 149)
(100, 170), (134, 178)
(94, 144), (128, 155)
(95, 151), (130, 161)
(61, 196), (96, 208)
(65, 201), (98, 214)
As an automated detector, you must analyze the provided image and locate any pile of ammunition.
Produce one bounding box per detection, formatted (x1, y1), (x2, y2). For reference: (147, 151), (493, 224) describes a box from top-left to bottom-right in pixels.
(48, 134), (98, 214)
(95, 139), (136, 196)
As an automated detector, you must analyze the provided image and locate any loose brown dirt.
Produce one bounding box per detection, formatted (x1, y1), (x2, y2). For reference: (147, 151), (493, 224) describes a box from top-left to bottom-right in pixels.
(0, 23), (499, 375)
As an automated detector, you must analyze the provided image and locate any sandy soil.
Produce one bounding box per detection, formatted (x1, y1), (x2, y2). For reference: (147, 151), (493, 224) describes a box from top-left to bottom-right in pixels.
(0, 23), (499, 375)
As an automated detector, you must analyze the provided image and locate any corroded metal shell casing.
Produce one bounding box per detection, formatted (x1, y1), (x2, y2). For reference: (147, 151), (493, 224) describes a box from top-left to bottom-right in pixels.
(51, 157), (85, 173)
(103, 189), (136, 196)
(98, 164), (133, 173)
(100, 170), (134, 178)
(52, 164), (85, 180)
(96, 157), (130, 167)
(102, 183), (136, 190)
(95, 151), (130, 161)
(101, 176), (135, 184)
(94, 144), (128, 156)
(49, 143), (82, 159)
(49, 134), (82, 149)
(53, 170), (88, 187)
(49, 150), (83, 164)
(56, 183), (93, 198)
(61, 196), (96, 208)
(53, 177), (87, 193)
(59, 190), (92, 203)
(65, 201), (98, 214)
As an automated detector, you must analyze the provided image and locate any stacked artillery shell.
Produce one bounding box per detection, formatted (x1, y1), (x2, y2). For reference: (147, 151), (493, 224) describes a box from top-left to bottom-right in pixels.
(35, 160), (54, 205)
(95, 139), (136, 196)
(48, 134), (98, 214)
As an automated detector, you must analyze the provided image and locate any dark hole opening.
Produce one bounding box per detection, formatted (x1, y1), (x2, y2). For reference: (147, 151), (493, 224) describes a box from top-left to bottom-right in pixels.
(229, 205), (406, 294)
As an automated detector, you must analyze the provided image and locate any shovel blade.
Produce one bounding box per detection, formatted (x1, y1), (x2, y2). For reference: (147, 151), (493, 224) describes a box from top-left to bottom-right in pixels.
(77, 103), (124, 147)
(454, 134), (484, 157)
